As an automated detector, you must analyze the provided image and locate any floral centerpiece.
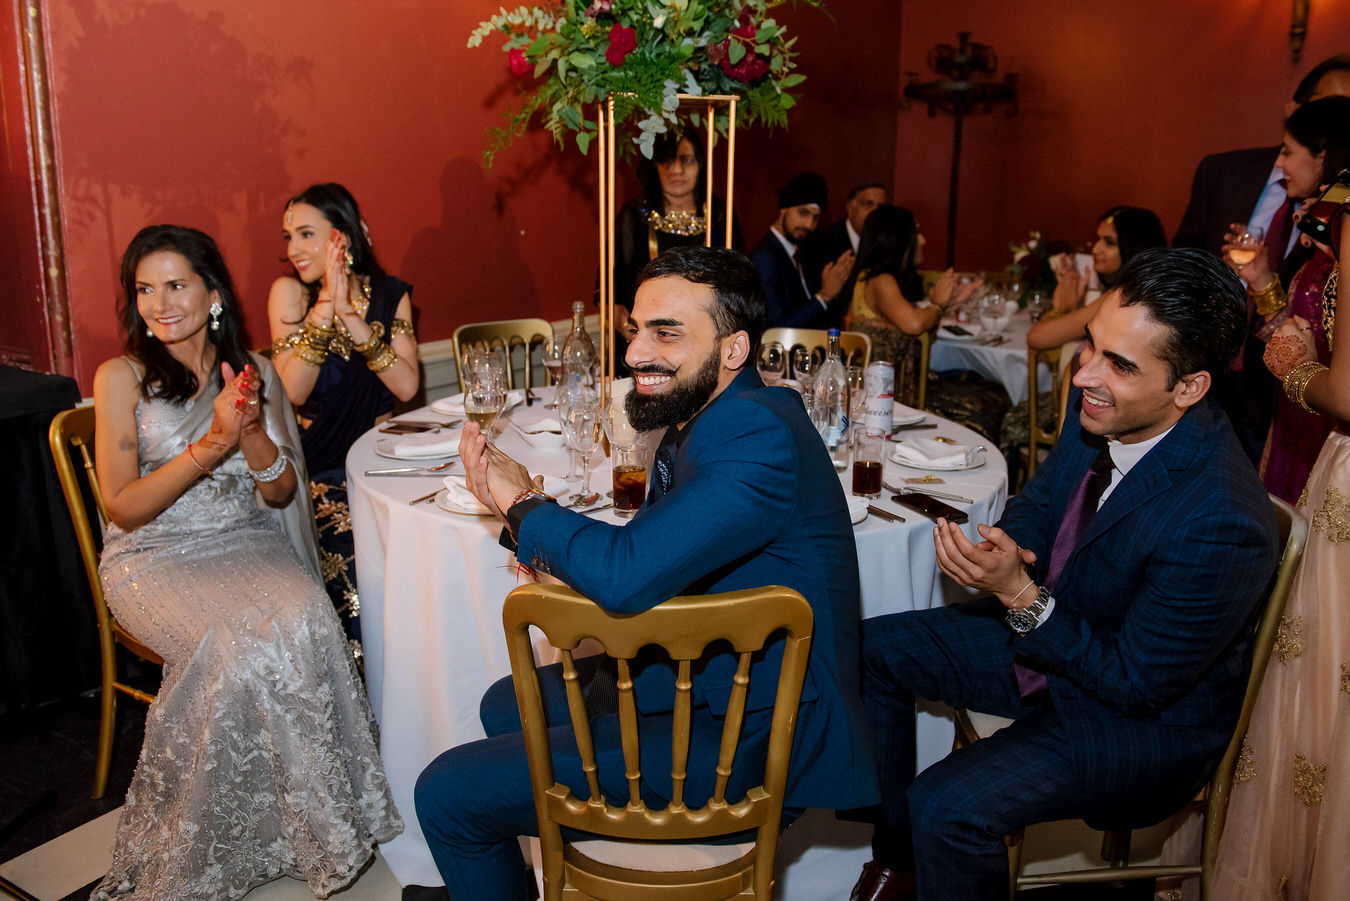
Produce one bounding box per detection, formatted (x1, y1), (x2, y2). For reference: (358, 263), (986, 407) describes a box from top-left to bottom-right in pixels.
(468, 1), (822, 161)
(1007, 229), (1066, 307)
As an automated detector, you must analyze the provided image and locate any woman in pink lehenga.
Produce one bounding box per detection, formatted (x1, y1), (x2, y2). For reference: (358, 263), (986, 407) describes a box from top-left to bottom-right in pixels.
(1206, 183), (1350, 897)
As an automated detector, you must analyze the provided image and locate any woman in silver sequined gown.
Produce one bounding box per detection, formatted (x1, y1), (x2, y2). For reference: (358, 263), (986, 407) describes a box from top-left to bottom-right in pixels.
(90, 226), (400, 900)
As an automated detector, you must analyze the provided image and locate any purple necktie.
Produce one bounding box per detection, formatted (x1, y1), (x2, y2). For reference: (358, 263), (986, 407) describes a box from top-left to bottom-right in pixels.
(1014, 446), (1114, 697)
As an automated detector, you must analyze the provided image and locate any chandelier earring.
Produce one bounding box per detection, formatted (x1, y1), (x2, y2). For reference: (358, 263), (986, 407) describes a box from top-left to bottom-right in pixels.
(209, 300), (223, 332)
(343, 249), (355, 275)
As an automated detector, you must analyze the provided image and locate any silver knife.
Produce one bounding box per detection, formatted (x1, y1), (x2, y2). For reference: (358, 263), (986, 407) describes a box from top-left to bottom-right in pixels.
(884, 482), (973, 504)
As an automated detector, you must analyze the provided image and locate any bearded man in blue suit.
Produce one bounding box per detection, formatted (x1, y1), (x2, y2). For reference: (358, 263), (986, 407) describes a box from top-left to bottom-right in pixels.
(851, 249), (1279, 901)
(415, 245), (879, 899)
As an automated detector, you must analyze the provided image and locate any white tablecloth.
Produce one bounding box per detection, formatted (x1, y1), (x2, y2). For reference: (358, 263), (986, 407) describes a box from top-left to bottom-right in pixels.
(348, 388), (1008, 889)
(930, 309), (1049, 405)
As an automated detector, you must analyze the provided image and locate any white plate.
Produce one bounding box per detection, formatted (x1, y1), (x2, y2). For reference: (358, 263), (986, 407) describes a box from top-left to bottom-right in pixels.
(430, 390), (526, 417)
(892, 404), (925, 427)
(938, 324), (980, 342)
(433, 488), (492, 515)
(374, 436), (461, 460)
(889, 448), (987, 472)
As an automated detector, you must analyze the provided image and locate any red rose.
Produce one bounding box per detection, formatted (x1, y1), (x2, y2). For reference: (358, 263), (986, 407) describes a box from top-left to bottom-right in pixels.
(507, 48), (531, 77)
(730, 7), (757, 40)
(716, 6), (769, 82)
(722, 54), (770, 82)
(605, 23), (637, 66)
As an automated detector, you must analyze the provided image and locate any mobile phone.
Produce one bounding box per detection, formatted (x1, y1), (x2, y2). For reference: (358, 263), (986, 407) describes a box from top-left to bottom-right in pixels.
(890, 491), (969, 524)
(1296, 168), (1350, 248)
(943, 324), (974, 337)
(378, 422), (437, 434)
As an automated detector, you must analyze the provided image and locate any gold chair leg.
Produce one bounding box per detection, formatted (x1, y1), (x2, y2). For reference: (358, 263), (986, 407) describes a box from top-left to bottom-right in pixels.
(1006, 828), (1025, 900)
(93, 683), (116, 799)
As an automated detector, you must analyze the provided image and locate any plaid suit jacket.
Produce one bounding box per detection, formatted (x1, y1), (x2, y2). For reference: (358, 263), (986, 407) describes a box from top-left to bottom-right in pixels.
(997, 391), (1278, 823)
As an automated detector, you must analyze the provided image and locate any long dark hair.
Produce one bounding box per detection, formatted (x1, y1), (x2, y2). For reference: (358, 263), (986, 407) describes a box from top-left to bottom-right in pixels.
(844, 205), (924, 307)
(285, 182), (386, 306)
(1096, 205), (1167, 287)
(637, 130), (709, 214)
(1285, 96), (1350, 188)
(118, 225), (252, 403)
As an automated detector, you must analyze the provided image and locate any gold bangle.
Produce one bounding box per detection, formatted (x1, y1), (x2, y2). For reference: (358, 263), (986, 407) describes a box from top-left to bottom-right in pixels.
(365, 340), (398, 373)
(186, 441), (213, 478)
(1284, 360), (1329, 414)
(351, 320), (386, 356)
(1250, 277), (1288, 318)
(390, 318), (415, 339)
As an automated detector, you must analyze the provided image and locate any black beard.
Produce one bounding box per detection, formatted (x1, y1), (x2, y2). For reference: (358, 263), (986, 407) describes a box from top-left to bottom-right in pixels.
(625, 349), (721, 433)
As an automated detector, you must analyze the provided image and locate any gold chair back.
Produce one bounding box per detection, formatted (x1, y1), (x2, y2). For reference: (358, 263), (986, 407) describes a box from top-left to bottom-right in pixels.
(48, 406), (161, 799)
(762, 327), (871, 375)
(954, 494), (1306, 899)
(1023, 345), (1064, 479)
(504, 583), (814, 900)
(453, 318), (554, 391)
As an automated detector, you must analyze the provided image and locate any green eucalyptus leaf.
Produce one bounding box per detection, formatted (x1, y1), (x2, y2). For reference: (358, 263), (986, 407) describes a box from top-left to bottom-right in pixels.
(728, 40), (746, 64)
(569, 52), (595, 68)
(577, 131), (592, 154)
(781, 73), (805, 88)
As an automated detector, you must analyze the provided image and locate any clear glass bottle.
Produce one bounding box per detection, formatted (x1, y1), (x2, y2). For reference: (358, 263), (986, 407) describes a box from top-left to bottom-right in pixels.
(561, 301), (597, 390)
(814, 329), (849, 464)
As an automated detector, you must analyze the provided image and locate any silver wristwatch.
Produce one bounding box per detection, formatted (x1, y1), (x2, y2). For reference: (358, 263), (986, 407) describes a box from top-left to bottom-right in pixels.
(1005, 584), (1051, 635)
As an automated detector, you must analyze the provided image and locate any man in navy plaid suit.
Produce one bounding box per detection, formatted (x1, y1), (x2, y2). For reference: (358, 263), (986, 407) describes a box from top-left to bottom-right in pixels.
(850, 249), (1279, 901)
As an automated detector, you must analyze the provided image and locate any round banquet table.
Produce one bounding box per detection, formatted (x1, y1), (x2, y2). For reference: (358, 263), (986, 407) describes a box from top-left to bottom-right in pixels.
(347, 387), (1008, 889)
(930, 309), (1050, 405)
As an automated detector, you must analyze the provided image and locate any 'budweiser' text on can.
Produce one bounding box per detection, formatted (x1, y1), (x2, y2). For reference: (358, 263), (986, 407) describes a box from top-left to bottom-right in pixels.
(863, 361), (895, 434)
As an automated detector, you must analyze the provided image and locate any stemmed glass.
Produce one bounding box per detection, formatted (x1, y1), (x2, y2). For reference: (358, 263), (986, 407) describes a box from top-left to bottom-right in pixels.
(561, 391), (600, 499)
(793, 347), (819, 412)
(464, 351), (507, 433)
(980, 290), (1010, 336)
(758, 342), (786, 385)
(1229, 225), (1265, 269)
(541, 334), (565, 408)
(847, 365), (867, 447)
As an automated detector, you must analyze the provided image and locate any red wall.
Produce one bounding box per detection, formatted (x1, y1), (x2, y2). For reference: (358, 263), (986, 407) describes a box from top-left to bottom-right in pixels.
(895, 0), (1350, 270)
(39, 0), (899, 391)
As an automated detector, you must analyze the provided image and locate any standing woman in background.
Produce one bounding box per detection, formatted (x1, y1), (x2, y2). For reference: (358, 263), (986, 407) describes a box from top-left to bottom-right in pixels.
(91, 225), (400, 899)
(269, 183), (419, 664)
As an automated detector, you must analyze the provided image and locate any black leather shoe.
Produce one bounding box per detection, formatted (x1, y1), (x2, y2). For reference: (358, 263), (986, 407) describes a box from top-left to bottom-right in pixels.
(849, 860), (918, 901)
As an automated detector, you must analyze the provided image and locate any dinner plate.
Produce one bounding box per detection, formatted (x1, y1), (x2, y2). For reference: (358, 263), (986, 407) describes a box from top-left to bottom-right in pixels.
(433, 488), (492, 515)
(429, 390), (526, 417)
(374, 436), (461, 460)
(889, 447), (987, 472)
(892, 404), (925, 427)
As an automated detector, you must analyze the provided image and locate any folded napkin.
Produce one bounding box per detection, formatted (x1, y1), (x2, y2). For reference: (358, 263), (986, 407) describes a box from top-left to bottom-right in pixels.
(890, 437), (977, 468)
(846, 496), (869, 525)
(430, 389), (525, 416)
(518, 416), (562, 434)
(440, 475), (569, 514)
(892, 403), (925, 426)
(389, 431), (460, 458)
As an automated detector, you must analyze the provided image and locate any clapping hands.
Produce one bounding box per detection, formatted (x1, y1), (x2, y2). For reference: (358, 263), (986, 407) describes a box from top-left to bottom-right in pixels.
(206, 362), (261, 451)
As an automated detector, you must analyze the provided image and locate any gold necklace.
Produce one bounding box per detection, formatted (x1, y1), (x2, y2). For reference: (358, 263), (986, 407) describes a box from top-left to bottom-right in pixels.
(647, 208), (705, 237)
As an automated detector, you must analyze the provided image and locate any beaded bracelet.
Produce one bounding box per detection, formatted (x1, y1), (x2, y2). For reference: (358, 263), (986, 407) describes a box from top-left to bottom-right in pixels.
(248, 452), (290, 483)
(1284, 360), (1329, 414)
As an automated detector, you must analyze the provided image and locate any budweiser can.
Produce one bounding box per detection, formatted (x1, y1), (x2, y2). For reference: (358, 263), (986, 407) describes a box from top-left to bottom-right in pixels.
(863, 361), (894, 434)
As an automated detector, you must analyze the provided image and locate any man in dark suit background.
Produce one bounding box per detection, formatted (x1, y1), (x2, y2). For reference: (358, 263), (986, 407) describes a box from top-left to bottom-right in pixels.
(1173, 54), (1350, 464)
(751, 171), (855, 328)
(850, 249), (1278, 901)
(801, 180), (889, 295)
(417, 246), (879, 900)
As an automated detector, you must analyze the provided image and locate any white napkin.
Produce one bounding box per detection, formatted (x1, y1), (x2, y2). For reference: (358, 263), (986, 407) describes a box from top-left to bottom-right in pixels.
(389, 431), (460, 458)
(518, 416), (562, 434)
(890, 437), (975, 468)
(440, 475), (568, 513)
(847, 496), (869, 524)
(892, 402), (925, 426)
(430, 389), (525, 416)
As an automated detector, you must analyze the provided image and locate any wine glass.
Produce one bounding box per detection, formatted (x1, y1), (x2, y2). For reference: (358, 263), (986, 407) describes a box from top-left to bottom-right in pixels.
(792, 347), (818, 408)
(1229, 225), (1265, 269)
(758, 342), (786, 385)
(541, 334), (565, 408)
(464, 359), (507, 433)
(847, 365), (866, 447)
(559, 382), (596, 481)
(979, 290), (1010, 336)
(562, 394), (600, 499)
(1026, 290), (1051, 323)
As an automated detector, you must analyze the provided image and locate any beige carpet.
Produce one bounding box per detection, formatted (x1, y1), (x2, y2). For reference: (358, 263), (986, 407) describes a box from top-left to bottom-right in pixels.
(0, 808), (402, 901)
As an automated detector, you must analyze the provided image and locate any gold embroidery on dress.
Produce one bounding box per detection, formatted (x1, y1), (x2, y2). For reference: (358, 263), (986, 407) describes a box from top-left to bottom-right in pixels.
(1311, 484), (1350, 543)
(1277, 874), (1289, 901)
(1296, 485), (1309, 510)
(1274, 615), (1304, 664)
(1234, 735), (1256, 784)
(1341, 663), (1350, 695)
(1292, 754), (1327, 806)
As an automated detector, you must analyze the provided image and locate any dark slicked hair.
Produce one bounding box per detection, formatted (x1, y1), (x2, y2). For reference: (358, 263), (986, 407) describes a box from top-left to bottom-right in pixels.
(119, 224), (253, 403)
(846, 181), (888, 203)
(1114, 248), (1246, 389)
(635, 245), (767, 358)
(1293, 54), (1350, 104)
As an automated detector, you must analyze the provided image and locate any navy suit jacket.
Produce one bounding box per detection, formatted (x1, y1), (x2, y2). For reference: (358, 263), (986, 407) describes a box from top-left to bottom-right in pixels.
(800, 219), (853, 296)
(996, 393), (1278, 824)
(751, 230), (843, 329)
(516, 367), (879, 811)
